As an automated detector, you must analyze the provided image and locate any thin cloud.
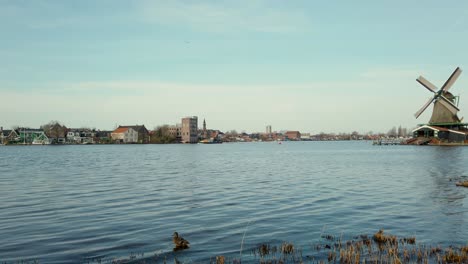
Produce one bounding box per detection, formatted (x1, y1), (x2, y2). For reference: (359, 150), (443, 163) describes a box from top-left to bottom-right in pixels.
(138, 0), (312, 33)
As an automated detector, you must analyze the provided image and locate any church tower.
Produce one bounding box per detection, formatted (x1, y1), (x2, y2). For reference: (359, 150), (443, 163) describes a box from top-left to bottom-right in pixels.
(203, 119), (207, 139)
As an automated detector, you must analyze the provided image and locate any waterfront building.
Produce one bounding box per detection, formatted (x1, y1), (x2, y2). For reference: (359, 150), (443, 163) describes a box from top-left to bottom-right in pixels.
(67, 129), (96, 144)
(301, 133), (311, 140)
(67, 129), (82, 144)
(112, 125), (149, 143)
(285, 131), (301, 141)
(2, 130), (19, 144)
(409, 67), (468, 145)
(16, 128), (50, 144)
(111, 127), (138, 143)
(181, 116), (198, 143)
(168, 124), (182, 142)
(94, 131), (112, 144)
(266, 125), (272, 134)
(412, 125), (468, 143)
(0, 127), (8, 144)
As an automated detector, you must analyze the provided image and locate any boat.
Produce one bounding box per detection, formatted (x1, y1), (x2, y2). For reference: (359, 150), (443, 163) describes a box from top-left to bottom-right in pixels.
(199, 138), (222, 144)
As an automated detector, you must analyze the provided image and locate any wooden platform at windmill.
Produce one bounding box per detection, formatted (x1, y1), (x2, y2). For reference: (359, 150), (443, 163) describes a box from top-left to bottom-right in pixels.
(407, 67), (468, 145)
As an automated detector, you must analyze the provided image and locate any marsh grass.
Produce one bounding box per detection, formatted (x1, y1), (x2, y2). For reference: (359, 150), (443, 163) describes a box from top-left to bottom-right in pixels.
(244, 230), (467, 264)
(16, 230), (467, 264)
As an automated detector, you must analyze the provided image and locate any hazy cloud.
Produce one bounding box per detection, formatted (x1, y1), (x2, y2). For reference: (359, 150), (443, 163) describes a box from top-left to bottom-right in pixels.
(138, 0), (312, 33)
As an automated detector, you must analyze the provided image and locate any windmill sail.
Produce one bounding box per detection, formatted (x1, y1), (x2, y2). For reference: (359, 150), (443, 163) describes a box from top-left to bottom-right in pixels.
(414, 97), (434, 118)
(417, 76), (438, 93)
(441, 67), (462, 92)
(414, 67), (462, 124)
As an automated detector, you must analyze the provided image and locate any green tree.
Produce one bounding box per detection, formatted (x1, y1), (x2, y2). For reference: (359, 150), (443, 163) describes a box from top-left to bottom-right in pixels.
(150, 125), (177, 144)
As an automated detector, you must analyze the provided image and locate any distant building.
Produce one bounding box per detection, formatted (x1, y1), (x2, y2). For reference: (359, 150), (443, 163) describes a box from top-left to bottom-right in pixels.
(0, 127), (8, 144)
(202, 119), (207, 139)
(16, 128), (49, 144)
(168, 124), (182, 141)
(412, 125), (468, 143)
(67, 128), (95, 144)
(285, 131), (301, 140)
(301, 133), (311, 140)
(1, 129), (18, 144)
(181, 116), (198, 143)
(266, 125), (272, 134)
(111, 127), (138, 143)
(113, 125), (149, 143)
(95, 130), (112, 144)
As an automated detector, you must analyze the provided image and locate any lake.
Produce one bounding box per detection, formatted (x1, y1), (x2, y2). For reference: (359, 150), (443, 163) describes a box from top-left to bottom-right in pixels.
(0, 142), (467, 263)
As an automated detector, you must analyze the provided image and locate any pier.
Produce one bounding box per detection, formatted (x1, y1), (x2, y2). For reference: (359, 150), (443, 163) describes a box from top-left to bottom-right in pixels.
(372, 138), (404, 145)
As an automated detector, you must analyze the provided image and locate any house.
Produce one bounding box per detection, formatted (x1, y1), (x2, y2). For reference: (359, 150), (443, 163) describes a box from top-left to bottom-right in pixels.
(301, 133), (311, 140)
(285, 131), (301, 141)
(3, 130), (19, 144)
(114, 125), (149, 143)
(94, 130), (112, 144)
(16, 128), (49, 144)
(209, 130), (224, 142)
(111, 127), (138, 143)
(66, 129), (95, 144)
(0, 127), (12, 144)
(67, 129), (81, 143)
(412, 125), (468, 144)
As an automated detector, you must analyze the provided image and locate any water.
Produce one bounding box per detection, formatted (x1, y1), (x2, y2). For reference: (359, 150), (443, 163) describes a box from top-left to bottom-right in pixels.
(0, 142), (467, 263)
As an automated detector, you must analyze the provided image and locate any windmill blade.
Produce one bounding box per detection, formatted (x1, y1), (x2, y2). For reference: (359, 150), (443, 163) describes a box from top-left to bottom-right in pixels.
(439, 95), (460, 115)
(416, 76), (438, 93)
(441, 67), (462, 92)
(414, 97), (435, 118)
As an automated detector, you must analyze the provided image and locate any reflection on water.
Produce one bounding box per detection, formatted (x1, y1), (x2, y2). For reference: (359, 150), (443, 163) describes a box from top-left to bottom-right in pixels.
(0, 142), (467, 263)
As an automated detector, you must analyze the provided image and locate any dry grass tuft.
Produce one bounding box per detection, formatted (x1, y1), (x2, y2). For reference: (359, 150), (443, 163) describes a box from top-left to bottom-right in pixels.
(216, 255), (225, 264)
(401, 236), (416, 245)
(443, 248), (468, 263)
(281, 242), (294, 254)
(461, 245), (468, 254)
(258, 244), (271, 257)
(455, 181), (468, 187)
(373, 229), (397, 245)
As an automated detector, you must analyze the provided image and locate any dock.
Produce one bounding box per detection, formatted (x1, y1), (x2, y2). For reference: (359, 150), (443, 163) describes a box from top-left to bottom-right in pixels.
(372, 139), (404, 145)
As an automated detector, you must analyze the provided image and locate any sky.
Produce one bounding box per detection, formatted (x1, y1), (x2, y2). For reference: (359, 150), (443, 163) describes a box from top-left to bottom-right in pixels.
(1, 0), (468, 134)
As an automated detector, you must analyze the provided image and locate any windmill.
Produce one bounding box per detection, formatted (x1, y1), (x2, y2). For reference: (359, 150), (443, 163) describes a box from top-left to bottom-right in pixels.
(414, 67), (463, 124)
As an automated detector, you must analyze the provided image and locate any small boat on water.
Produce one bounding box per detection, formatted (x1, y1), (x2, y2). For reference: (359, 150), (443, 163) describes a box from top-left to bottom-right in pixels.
(199, 138), (222, 144)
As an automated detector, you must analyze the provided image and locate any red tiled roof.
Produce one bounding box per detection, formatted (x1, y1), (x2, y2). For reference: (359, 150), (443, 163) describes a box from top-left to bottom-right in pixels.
(112, 127), (129, 133)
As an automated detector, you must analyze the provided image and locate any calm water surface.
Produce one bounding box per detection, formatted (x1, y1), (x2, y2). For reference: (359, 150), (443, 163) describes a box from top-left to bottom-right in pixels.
(0, 142), (467, 263)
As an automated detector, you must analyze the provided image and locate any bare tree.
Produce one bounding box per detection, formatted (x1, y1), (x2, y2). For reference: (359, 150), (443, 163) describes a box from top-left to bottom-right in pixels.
(41, 121), (67, 142)
(387, 126), (397, 138)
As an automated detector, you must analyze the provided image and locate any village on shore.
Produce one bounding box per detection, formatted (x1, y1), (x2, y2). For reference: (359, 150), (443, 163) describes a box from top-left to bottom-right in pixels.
(0, 116), (411, 145)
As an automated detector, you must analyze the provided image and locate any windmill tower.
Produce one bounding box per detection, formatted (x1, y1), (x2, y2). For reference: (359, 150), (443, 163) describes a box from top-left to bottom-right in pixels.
(414, 67), (462, 124)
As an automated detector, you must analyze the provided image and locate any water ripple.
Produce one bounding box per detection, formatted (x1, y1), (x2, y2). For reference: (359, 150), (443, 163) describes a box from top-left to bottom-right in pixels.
(1, 142), (468, 262)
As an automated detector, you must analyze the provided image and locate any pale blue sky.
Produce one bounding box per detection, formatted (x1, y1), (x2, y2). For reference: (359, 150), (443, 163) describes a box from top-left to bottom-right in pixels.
(1, 0), (468, 133)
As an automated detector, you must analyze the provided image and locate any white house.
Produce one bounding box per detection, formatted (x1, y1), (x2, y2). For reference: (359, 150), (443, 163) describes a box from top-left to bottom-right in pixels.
(111, 127), (138, 143)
